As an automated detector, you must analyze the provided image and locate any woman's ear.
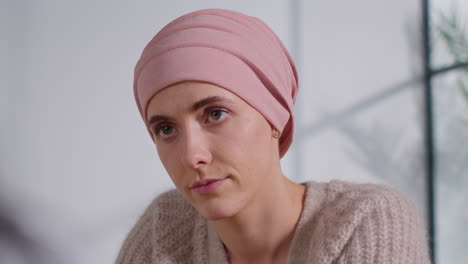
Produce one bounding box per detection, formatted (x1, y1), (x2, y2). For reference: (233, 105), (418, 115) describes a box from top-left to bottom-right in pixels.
(272, 128), (280, 139)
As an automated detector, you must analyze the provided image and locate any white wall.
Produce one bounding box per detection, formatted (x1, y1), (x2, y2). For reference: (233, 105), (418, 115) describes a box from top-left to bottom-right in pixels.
(431, 0), (468, 263)
(283, 0), (427, 213)
(1, 1), (428, 263)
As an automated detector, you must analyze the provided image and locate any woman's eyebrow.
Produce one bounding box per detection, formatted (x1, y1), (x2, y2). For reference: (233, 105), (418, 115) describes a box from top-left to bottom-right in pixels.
(191, 95), (235, 112)
(147, 114), (173, 127)
(147, 96), (235, 126)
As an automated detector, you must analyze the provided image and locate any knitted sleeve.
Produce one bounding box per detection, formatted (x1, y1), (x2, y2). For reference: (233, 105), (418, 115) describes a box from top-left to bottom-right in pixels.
(334, 184), (432, 264)
(115, 190), (201, 264)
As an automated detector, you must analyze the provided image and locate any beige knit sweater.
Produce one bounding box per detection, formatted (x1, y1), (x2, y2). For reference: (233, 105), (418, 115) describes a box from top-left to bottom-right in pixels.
(116, 180), (431, 263)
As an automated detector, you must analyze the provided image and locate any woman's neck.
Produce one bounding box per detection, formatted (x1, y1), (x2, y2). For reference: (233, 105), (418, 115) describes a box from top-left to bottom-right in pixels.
(212, 176), (306, 263)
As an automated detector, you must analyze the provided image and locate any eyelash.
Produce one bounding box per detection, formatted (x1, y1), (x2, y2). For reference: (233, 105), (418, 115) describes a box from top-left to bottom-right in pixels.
(206, 107), (228, 123)
(153, 107), (229, 140)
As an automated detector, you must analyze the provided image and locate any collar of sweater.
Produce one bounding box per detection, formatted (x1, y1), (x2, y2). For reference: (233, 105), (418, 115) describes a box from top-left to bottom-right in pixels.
(205, 181), (328, 263)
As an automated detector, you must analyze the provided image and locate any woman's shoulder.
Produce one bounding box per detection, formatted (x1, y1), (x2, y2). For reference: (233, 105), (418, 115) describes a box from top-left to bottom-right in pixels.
(150, 188), (198, 217)
(305, 179), (418, 212)
(305, 179), (426, 233)
(136, 188), (200, 231)
(115, 189), (203, 264)
(299, 180), (431, 263)
(338, 180), (411, 202)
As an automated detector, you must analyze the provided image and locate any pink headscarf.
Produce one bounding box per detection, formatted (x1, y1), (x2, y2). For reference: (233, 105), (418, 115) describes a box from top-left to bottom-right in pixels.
(134, 8), (299, 157)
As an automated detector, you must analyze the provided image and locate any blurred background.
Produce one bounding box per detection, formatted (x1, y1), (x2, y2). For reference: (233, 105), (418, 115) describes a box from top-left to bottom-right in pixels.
(1, 0), (467, 263)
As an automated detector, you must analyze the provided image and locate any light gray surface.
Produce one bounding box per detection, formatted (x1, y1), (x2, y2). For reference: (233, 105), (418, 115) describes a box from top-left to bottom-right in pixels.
(431, 1), (468, 263)
(285, 1), (427, 214)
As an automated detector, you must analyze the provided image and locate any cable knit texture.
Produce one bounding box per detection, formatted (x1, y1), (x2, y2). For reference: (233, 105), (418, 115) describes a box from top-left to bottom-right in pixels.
(116, 180), (431, 263)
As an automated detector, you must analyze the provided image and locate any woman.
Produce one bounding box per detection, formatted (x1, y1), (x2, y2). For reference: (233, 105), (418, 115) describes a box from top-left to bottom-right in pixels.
(117, 9), (431, 264)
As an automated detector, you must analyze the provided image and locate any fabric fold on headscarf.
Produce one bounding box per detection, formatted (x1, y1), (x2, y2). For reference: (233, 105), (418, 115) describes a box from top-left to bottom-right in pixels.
(134, 8), (299, 157)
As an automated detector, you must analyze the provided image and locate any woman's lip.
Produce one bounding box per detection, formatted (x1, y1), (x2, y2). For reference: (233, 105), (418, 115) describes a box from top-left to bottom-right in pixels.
(191, 178), (226, 195)
(191, 178), (224, 188)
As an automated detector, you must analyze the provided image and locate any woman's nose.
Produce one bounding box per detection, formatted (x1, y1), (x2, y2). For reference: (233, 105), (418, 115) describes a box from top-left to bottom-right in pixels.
(180, 126), (212, 170)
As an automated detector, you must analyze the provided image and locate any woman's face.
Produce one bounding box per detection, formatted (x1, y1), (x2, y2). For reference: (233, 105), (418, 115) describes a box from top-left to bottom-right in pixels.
(146, 81), (279, 220)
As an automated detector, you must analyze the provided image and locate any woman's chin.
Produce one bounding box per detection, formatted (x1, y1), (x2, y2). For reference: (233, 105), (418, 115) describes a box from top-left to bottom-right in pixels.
(203, 211), (232, 221)
(193, 199), (242, 221)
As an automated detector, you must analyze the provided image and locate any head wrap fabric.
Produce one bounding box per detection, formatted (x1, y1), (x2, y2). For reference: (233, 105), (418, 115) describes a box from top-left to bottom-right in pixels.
(134, 8), (299, 157)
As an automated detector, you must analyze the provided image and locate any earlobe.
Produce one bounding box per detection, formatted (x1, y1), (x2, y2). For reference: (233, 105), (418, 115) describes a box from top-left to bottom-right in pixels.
(272, 129), (280, 139)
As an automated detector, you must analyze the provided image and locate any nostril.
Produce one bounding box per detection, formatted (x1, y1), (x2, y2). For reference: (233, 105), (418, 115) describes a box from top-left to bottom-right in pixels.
(187, 152), (212, 169)
(181, 149), (211, 169)
(196, 160), (208, 167)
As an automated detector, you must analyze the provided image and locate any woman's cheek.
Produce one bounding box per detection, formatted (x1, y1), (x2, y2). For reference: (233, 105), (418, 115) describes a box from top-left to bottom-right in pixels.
(157, 146), (180, 178)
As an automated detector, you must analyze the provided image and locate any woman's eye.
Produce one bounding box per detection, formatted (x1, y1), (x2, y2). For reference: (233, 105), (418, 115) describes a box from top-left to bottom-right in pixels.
(208, 109), (227, 122)
(156, 125), (176, 138)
